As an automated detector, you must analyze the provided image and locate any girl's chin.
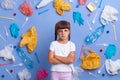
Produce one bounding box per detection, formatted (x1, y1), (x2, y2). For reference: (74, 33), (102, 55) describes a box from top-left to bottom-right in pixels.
(60, 38), (68, 40)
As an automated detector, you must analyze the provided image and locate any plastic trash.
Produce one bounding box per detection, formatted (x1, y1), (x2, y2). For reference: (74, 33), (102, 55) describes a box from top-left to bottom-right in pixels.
(16, 48), (34, 69)
(73, 12), (84, 26)
(10, 23), (20, 38)
(85, 25), (105, 44)
(104, 44), (116, 59)
(18, 68), (31, 80)
(1, 0), (16, 9)
(36, 0), (53, 9)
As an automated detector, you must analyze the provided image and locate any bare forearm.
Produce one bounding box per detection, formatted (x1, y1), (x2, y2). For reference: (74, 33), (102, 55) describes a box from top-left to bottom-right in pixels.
(48, 56), (64, 64)
(55, 55), (75, 64)
(48, 51), (75, 64)
(48, 51), (63, 64)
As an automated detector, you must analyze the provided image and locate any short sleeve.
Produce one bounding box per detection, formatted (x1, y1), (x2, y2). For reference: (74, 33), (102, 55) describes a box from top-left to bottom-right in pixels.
(49, 41), (55, 51)
(70, 42), (76, 51)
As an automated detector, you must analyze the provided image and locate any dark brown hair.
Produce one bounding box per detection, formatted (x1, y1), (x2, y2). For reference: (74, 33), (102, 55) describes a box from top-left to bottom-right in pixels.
(55, 20), (70, 40)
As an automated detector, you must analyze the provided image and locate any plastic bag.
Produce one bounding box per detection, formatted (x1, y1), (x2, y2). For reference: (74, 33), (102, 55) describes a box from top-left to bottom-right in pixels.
(80, 48), (101, 70)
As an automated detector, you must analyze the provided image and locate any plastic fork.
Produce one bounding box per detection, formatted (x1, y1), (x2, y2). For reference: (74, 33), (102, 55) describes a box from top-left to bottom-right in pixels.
(12, 63), (23, 67)
(92, 12), (98, 24)
(88, 72), (97, 78)
(96, 43), (108, 46)
(0, 33), (6, 41)
(4, 26), (8, 37)
(5, 68), (14, 78)
(22, 17), (29, 28)
(98, 63), (105, 74)
(87, 20), (92, 31)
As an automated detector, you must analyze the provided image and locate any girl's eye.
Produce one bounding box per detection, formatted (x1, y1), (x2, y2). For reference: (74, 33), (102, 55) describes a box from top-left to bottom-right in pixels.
(58, 30), (62, 32)
(64, 29), (68, 32)
(58, 29), (69, 32)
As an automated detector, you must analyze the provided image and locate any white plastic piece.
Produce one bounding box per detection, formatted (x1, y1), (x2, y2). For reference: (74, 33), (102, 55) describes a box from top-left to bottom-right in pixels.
(5, 68), (14, 78)
(88, 72), (97, 78)
(100, 5), (119, 25)
(98, 63), (105, 74)
(112, 25), (117, 41)
(0, 44), (15, 61)
(22, 17), (29, 28)
(87, 21), (92, 31)
(18, 68), (31, 80)
(0, 34), (6, 42)
(95, 43), (108, 46)
(105, 59), (120, 75)
(92, 12), (98, 24)
(13, 63), (23, 67)
(36, 0), (53, 9)
(4, 26), (9, 37)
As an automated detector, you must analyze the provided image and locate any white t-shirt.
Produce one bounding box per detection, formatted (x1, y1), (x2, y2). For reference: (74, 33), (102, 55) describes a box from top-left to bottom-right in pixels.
(49, 41), (76, 72)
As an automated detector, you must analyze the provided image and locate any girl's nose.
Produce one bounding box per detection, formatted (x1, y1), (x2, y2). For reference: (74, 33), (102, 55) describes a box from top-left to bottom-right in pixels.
(62, 31), (65, 34)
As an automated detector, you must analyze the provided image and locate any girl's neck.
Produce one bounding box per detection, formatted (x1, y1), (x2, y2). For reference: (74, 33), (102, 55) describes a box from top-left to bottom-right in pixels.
(57, 39), (69, 44)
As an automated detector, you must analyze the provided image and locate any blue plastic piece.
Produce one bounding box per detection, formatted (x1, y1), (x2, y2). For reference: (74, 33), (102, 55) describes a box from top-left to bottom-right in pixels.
(85, 25), (105, 44)
(34, 52), (40, 64)
(16, 48), (34, 69)
(73, 12), (84, 26)
(98, 0), (103, 8)
(104, 44), (116, 59)
(38, 9), (49, 15)
(9, 23), (20, 38)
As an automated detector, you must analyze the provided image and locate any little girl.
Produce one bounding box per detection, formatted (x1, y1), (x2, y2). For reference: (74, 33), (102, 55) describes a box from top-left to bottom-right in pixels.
(48, 20), (76, 80)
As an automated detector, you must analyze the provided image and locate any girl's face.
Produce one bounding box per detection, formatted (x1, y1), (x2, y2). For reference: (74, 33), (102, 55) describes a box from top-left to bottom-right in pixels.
(57, 28), (70, 40)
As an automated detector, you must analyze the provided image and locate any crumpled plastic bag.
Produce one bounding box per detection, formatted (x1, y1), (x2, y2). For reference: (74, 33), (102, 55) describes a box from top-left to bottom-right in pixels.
(0, 44), (15, 61)
(105, 59), (120, 75)
(36, 69), (48, 80)
(54, 0), (71, 15)
(72, 67), (84, 80)
(1, 0), (16, 9)
(19, 26), (38, 53)
(80, 48), (101, 70)
(18, 68), (31, 80)
(19, 0), (34, 16)
(100, 5), (119, 25)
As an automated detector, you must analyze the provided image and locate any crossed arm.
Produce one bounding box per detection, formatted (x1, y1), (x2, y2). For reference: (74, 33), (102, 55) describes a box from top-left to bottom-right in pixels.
(48, 50), (76, 65)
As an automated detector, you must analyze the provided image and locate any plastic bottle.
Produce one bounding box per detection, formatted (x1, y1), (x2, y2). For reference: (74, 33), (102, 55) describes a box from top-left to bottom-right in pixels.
(85, 25), (105, 44)
(16, 48), (34, 69)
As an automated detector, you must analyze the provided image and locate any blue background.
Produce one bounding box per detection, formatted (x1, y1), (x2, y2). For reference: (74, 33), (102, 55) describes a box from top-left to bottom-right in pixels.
(0, 0), (120, 80)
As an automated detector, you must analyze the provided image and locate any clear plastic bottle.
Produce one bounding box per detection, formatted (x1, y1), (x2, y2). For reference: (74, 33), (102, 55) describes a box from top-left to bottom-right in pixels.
(16, 48), (34, 69)
(85, 25), (105, 44)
